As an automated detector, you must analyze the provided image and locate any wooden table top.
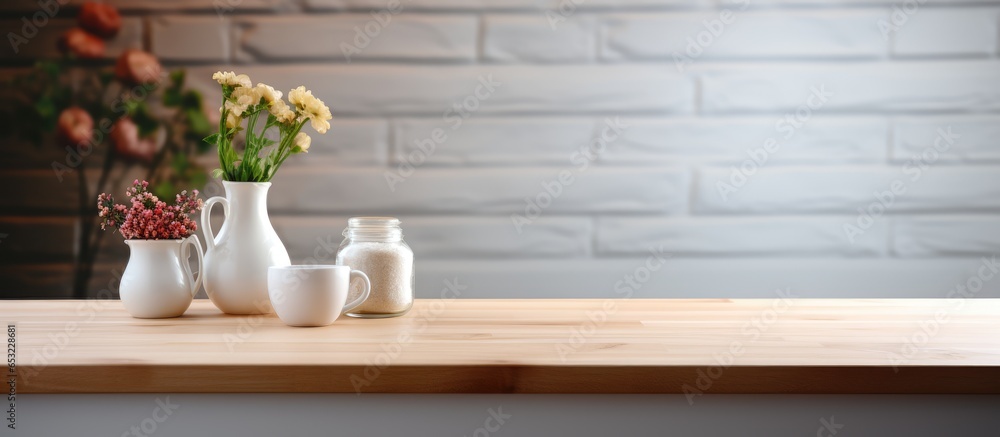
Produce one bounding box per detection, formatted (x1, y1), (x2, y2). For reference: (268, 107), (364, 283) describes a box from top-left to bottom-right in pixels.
(4, 299), (1000, 394)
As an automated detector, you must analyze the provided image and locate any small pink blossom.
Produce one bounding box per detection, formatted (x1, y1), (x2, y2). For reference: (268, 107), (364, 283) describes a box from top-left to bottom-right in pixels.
(97, 179), (203, 240)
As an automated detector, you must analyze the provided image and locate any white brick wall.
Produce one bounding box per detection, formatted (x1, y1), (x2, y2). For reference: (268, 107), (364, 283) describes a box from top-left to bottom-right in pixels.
(185, 65), (694, 115)
(700, 61), (1000, 113)
(152, 16), (232, 62)
(236, 15), (478, 62)
(893, 9), (999, 57)
(485, 15), (596, 62)
(893, 116), (1000, 162)
(268, 167), (690, 213)
(603, 117), (888, 164)
(601, 11), (887, 60)
(695, 166), (1000, 213)
(3, 0), (1000, 299)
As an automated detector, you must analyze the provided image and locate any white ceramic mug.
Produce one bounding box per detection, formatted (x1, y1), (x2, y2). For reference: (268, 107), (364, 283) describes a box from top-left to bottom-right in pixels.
(267, 265), (371, 327)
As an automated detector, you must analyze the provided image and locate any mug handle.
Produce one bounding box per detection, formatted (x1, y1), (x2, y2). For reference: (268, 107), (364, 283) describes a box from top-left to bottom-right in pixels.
(183, 235), (204, 297)
(342, 270), (371, 314)
(201, 196), (229, 252)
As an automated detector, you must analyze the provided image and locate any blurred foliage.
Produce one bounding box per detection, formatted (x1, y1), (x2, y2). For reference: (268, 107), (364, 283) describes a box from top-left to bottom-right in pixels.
(0, 56), (213, 297)
(0, 59), (212, 199)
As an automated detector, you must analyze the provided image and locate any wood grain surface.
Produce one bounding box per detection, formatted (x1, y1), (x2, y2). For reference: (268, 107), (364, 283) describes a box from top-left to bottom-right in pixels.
(3, 299), (1000, 394)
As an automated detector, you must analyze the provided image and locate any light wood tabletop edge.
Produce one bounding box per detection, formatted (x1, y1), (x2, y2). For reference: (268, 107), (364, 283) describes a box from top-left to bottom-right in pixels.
(5, 299), (1000, 394)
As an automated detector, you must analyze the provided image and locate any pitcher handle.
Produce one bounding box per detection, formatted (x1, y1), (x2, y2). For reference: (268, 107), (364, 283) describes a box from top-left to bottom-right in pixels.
(342, 270), (371, 314)
(181, 235), (205, 297)
(201, 196), (229, 252)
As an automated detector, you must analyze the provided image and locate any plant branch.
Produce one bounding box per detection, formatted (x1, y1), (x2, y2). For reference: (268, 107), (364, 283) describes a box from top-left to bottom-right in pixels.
(73, 164), (91, 298)
(146, 109), (187, 184)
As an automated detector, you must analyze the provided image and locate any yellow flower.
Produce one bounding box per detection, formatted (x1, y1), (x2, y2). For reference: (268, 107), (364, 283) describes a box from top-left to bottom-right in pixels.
(225, 111), (240, 129)
(293, 132), (311, 153)
(220, 106), (240, 129)
(256, 83), (282, 105)
(212, 71), (252, 88)
(226, 86), (261, 117)
(269, 99), (296, 124)
(256, 83), (296, 123)
(288, 86), (332, 134)
(287, 86), (309, 107)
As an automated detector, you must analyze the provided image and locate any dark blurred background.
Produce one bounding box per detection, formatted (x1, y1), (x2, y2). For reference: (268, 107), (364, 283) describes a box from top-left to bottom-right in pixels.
(1, 0), (999, 299)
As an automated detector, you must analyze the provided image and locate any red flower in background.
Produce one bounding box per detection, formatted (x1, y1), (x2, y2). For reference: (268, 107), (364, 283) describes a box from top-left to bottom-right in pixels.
(58, 28), (105, 59)
(115, 49), (162, 85)
(78, 2), (122, 38)
(8, 0), (216, 298)
(56, 107), (94, 147)
(111, 117), (157, 163)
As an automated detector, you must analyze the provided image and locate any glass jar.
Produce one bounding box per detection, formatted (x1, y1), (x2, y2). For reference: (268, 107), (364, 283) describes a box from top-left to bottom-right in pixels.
(336, 217), (414, 318)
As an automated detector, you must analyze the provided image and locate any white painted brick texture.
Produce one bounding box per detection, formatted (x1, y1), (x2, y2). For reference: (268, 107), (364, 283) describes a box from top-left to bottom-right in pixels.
(699, 61), (1000, 113)
(3, 1), (1000, 299)
(894, 216), (1000, 256)
(604, 117), (888, 164)
(187, 65), (694, 115)
(484, 14), (595, 62)
(597, 216), (888, 256)
(273, 215), (592, 259)
(268, 167), (690, 214)
(601, 11), (887, 61)
(695, 166), (1000, 214)
(892, 9), (1000, 57)
(236, 15), (477, 62)
(151, 16), (231, 62)
(893, 116), (1000, 162)
(393, 117), (597, 165)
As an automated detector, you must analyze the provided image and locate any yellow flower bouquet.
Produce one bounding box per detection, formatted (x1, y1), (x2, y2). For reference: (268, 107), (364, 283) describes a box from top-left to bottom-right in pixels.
(204, 71), (332, 182)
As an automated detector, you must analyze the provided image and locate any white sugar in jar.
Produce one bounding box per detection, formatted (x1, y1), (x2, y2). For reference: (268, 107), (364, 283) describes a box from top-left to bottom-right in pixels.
(336, 217), (414, 318)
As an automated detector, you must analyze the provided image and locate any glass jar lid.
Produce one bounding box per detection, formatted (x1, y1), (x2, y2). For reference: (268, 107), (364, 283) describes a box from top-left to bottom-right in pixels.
(348, 217), (400, 228)
(344, 217), (402, 242)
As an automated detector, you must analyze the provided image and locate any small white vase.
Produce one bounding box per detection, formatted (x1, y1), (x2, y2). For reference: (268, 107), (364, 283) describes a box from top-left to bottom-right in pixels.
(120, 236), (204, 319)
(201, 181), (291, 314)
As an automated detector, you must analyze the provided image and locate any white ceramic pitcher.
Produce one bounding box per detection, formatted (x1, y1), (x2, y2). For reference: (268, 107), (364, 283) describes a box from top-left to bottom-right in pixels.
(120, 236), (203, 318)
(201, 181), (291, 314)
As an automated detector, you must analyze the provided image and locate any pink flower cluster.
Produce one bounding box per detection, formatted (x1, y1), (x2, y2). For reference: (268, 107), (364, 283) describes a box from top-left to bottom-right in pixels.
(97, 180), (203, 240)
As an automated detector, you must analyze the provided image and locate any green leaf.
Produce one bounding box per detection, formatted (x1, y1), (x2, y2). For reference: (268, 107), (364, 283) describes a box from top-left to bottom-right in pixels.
(185, 108), (210, 136)
(195, 137), (211, 153)
(153, 181), (175, 199)
(163, 88), (182, 107)
(98, 71), (115, 87)
(190, 171), (208, 189)
(131, 103), (159, 137)
(247, 135), (276, 152)
(34, 95), (55, 120)
(170, 70), (185, 89)
(181, 90), (202, 111)
(38, 61), (59, 79)
(172, 152), (189, 174)
(202, 133), (219, 145)
(211, 168), (225, 179)
(122, 99), (140, 115)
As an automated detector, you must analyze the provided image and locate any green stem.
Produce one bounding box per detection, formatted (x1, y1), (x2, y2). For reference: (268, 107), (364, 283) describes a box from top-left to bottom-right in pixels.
(239, 108), (265, 181)
(267, 120), (306, 180)
(218, 100), (229, 179)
